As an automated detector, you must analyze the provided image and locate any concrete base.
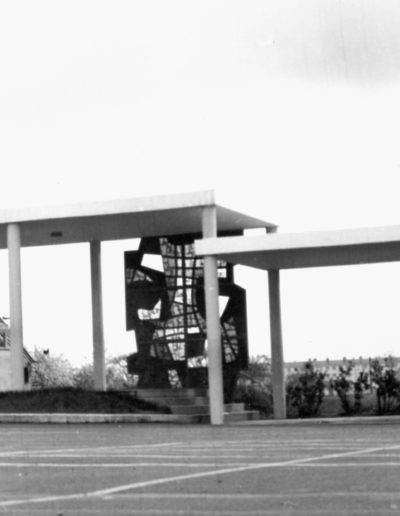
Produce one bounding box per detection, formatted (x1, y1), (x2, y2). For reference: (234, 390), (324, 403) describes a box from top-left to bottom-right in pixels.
(132, 388), (261, 423)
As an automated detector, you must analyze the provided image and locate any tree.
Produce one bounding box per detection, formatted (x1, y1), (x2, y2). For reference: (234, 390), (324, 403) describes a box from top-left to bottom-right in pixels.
(330, 361), (369, 415)
(31, 349), (75, 389)
(370, 357), (400, 414)
(106, 355), (136, 389)
(330, 363), (353, 415)
(233, 355), (273, 416)
(73, 355), (137, 390)
(72, 363), (94, 390)
(286, 360), (326, 418)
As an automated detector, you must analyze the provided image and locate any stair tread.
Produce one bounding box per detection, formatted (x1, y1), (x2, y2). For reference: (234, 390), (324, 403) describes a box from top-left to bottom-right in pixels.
(133, 388), (259, 422)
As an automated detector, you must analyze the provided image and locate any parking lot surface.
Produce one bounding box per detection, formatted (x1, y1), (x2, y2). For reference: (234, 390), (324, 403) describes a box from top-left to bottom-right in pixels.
(0, 422), (400, 515)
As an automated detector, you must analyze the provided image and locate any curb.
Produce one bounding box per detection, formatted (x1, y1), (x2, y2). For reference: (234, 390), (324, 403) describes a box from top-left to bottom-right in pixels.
(1, 413), (400, 425)
(233, 415), (400, 426)
(0, 413), (202, 424)
(0, 411), (260, 425)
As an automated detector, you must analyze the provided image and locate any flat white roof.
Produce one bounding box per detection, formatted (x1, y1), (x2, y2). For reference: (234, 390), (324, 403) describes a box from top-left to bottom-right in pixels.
(0, 190), (275, 248)
(195, 225), (400, 269)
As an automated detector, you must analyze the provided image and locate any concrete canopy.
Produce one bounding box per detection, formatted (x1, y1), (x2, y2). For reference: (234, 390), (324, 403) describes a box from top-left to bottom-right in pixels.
(0, 190), (275, 248)
(4, 189), (274, 425)
(195, 224), (400, 421)
(195, 225), (400, 270)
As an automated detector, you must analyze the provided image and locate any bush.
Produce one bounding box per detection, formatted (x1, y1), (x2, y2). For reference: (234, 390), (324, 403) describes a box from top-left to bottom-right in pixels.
(286, 361), (326, 418)
(330, 362), (369, 415)
(72, 363), (95, 390)
(73, 356), (137, 390)
(370, 357), (400, 414)
(353, 371), (370, 413)
(329, 363), (353, 415)
(0, 387), (170, 413)
(32, 350), (138, 391)
(31, 349), (75, 389)
(233, 355), (273, 417)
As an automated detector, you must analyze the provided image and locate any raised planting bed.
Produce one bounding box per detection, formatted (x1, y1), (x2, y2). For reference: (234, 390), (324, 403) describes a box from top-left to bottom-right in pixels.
(0, 387), (171, 414)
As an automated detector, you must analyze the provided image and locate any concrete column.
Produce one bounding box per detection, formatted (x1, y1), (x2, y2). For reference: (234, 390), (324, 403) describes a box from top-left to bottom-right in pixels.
(7, 223), (24, 390)
(202, 206), (224, 425)
(90, 241), (106, 391)
(268, 268), (286, 419)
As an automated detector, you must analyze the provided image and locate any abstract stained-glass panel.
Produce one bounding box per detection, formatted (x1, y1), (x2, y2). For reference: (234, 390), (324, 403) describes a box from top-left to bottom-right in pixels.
(125, 234), (248, 401)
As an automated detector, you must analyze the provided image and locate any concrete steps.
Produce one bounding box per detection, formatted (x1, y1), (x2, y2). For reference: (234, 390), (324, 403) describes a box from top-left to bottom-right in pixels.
(130, 388), (260, 423)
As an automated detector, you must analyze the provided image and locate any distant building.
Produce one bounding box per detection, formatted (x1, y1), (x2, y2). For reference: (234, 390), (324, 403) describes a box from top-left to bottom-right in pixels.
(284, 356), (400, 394)
(0, 318), (34, 391)
(285, 357), (399, 379)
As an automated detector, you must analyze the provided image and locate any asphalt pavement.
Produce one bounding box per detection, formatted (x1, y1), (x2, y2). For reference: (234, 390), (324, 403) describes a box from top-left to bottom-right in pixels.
(0, 422), (399, 515)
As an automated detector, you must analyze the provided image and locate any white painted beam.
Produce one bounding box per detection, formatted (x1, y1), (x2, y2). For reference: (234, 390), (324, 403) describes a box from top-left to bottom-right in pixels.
(195, 226), (400, 270)
(0, 191), (272, 250)
(0, 190), (216, 225)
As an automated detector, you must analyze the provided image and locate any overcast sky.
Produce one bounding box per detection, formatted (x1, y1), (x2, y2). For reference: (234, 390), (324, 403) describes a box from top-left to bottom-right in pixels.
(1, 1), (400, 365)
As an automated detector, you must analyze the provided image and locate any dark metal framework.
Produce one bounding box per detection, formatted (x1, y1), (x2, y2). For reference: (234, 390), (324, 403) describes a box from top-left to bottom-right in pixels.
(124, 234), (248, 400)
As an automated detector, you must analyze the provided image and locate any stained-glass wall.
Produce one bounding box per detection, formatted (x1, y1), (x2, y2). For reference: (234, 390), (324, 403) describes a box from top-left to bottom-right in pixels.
(125, 234), (248, 400)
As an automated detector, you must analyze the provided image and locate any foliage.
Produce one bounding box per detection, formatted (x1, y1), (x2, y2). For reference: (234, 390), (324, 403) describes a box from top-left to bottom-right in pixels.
(72, 363), (95, 390)
(31, 350), (137, 391)
(106, 355), (137, 389)
(0, 387), (170, 413)
(370, 357), (400, 414)
(31, 349), (75, 389)
(353, 371), (370, 413)
(330, 362), (369, 415)
(286, 360), (326, 418)
(73, 355), (137, 390)
(233, 355), (273, 416)
(330, 363), (353, 414)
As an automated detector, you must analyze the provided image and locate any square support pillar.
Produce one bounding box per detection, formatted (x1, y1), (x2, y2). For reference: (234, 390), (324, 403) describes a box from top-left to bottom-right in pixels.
(7, 223), (25, 390)
(268, 268), (286, 419)
(202, 206), (224, 425)
(90, 240), (106, 391)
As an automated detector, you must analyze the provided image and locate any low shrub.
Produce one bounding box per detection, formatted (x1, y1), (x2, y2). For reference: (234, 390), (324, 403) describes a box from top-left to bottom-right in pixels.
(286, 361), (326, 418)
(330, 362), (370, 415)
(31, 349), (75, 389)
(0, 388), (170, 414)
(370, 357), (400, 414)
(233, 356), (273, 417)
(329, 363), (353, 415)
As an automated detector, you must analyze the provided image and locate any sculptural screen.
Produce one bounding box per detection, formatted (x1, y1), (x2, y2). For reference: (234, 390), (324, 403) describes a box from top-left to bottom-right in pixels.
(124, 234), (248, 400)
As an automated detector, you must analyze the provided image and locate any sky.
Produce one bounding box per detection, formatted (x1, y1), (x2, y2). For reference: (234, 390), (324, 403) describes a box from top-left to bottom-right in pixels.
(1, 0), (400, 365)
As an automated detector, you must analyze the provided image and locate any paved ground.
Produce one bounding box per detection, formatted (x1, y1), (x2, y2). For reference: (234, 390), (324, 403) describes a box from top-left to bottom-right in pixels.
(0, 422), (400, 515)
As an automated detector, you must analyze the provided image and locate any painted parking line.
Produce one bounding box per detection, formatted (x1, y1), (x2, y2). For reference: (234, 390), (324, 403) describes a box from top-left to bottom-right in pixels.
(0, 452), (313, 460)
(2, 510), (397, 515)
(0, 450), (376, 461)
(90, 444), (400, 497)
(2, 460), (400, 469)
(1, 443), (400, 508)
(100, 491), (400, 500)
(294, 462), (400, 467)
(0, 441), (183, 458)
(0, 461), (258, 468)
(0, 439), (389, 459)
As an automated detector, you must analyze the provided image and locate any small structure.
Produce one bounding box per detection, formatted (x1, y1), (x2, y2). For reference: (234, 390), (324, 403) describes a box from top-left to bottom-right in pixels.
(0, 317), (34, 391)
